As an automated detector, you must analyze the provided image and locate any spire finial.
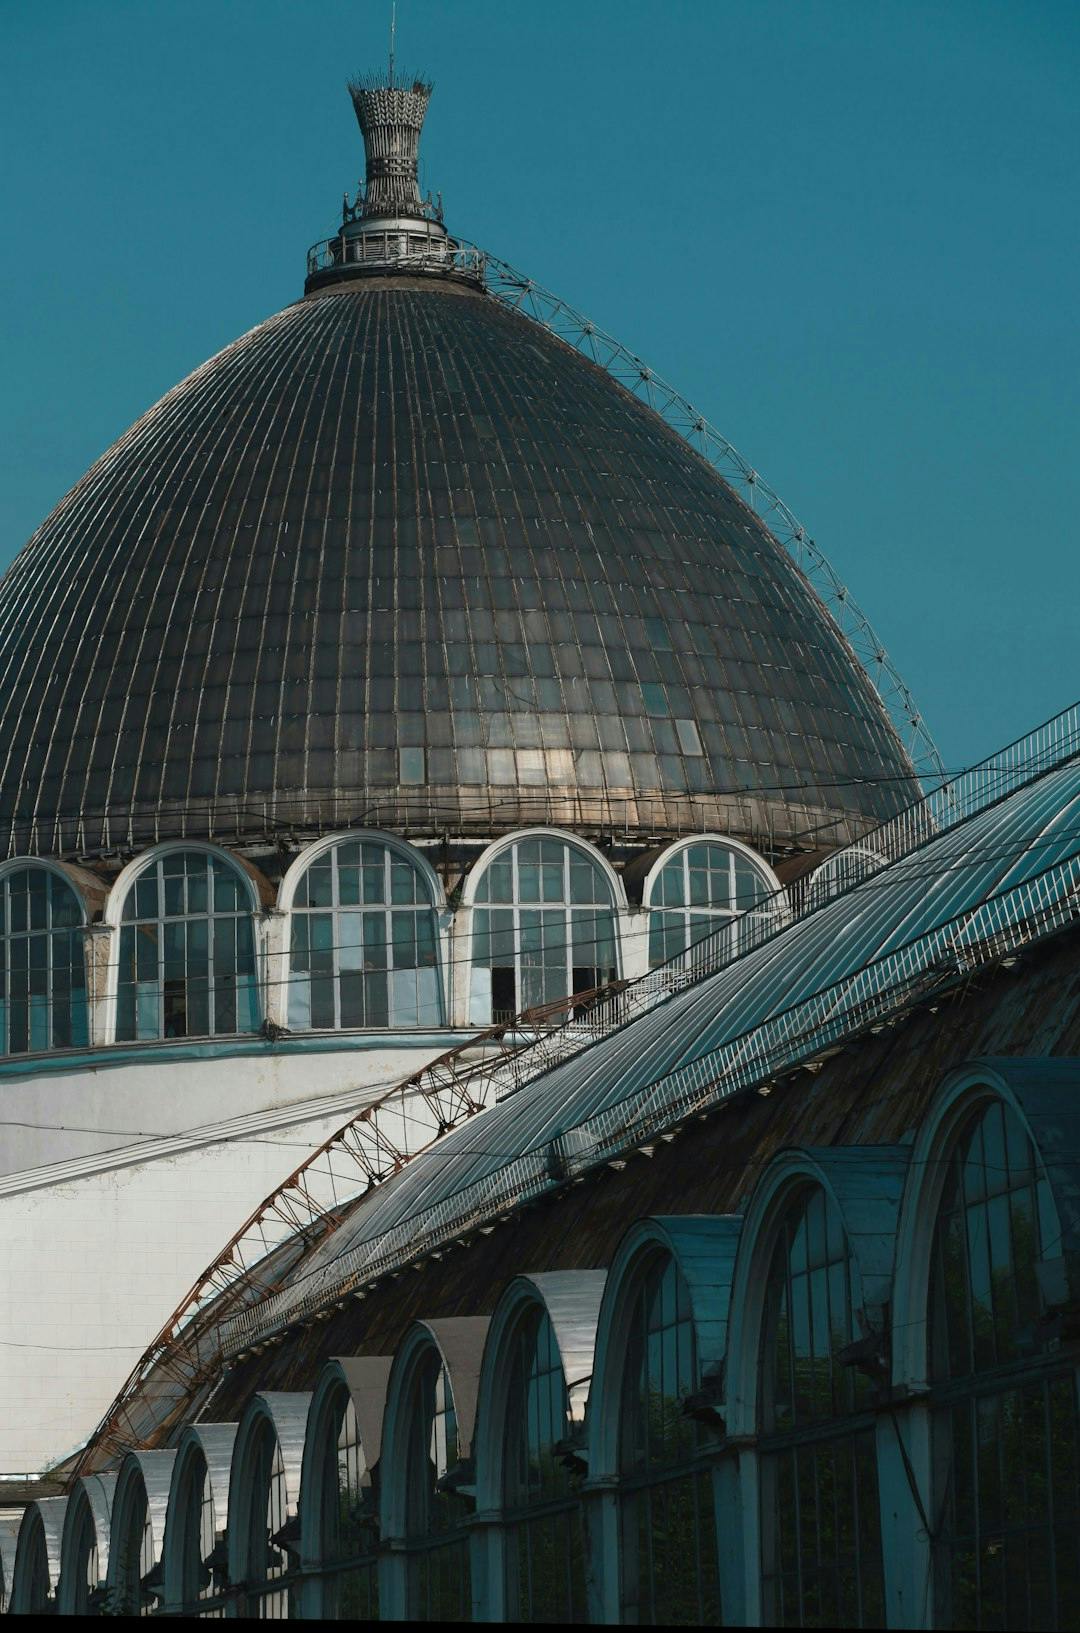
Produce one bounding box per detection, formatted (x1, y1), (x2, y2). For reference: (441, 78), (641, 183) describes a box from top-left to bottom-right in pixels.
(389, 2), (396, 88)
(346, 68), (434, 222)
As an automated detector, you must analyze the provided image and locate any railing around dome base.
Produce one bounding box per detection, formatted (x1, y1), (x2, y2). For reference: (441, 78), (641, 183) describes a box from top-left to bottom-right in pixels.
(305, 232), (485, 285)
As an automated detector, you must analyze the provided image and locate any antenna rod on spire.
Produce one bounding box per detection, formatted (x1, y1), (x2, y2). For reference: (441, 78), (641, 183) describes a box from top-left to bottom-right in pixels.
(389, 1), (396, 88)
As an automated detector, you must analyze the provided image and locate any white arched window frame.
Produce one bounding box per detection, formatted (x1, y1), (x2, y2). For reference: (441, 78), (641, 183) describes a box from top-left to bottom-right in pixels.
(105, 843), (263, 1043)
(298, 1361), (389, 1620)
(642, 834), (780, 969)
(227, 1393), (310, 1620)
(473, 1271), (606, 1624)
(380, 1319), (488, 1623)
(891, 1063), (1080, 1633)
(0, 859), (90, 1056)
(805, 842), (887, 910)
(463, 829), (624, 1025)
(278, 831), (448, 1032)
(161, 1424), (236, 1618)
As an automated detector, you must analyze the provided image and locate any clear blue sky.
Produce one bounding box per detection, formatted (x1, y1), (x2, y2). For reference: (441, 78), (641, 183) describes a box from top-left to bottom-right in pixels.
(2, 0), (1077, 772)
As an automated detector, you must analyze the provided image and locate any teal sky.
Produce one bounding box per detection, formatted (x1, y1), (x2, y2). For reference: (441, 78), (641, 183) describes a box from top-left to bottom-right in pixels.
(1, 0), (1077, 772)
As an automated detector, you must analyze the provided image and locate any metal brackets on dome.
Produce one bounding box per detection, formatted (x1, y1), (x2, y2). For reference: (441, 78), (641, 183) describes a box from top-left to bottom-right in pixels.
(474, 252), (946, 791)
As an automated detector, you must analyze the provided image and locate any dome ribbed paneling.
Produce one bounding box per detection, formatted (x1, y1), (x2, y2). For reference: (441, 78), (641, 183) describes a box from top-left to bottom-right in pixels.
(0, 280), (916, 856)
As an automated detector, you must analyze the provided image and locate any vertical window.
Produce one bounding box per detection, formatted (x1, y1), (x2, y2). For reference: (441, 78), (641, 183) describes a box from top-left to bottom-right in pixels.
(758, 1187), (884, 1628)
(175, 1452), (222, 1618)
(928, 1099), (1080, 1631)
(113, 1483), (156, 1617)
(648, 841), (770, 967)
(618, 1254), (720, 1625)
(288, 841), (442, 1030)
(404, 1355), (472, 1621)
(116, 851), (259, 1041)
(472, 836), (618, 1023)
(316, 1393), (379, 1618)
(0, 866), (87, 1054)
(242, 1426), (291, 1620)
(20, 1517), (52, 1614)
(503, 1309), (586, 1622)
(66, 1502), (98, 1614)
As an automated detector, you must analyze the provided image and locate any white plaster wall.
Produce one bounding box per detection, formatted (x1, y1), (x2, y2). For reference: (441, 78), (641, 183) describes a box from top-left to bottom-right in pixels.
(0, 1040), (459, 1177)
(0, 1039), (465, 1475)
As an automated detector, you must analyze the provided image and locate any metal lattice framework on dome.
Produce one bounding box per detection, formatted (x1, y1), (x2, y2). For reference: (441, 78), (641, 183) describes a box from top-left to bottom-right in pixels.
(474, 250), (945, 788)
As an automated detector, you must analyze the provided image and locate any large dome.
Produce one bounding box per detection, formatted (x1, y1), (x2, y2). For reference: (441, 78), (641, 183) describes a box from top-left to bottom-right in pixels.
(0, 83), (920, 861)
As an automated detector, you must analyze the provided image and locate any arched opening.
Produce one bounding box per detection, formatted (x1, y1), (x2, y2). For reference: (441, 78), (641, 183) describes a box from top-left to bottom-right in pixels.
(287, 838), (442, 1029)
(927, 1097), (1080, 1630)
(646, 839), (773, 967)
(58, 1488), (104, 1616)
(470, 833), (618, 1023)
(403, 1349), (472, 1620)
(501, 1304), (586, 1622)
(757, 1185), (883, 1627)
(617, 1251), (720, 1624)
(305, 1385), (380, 1617)
(110, 1477), (156, 1617)
(167, 1447), (222, 1616)
(0, 864), (87, 1054)
(12, 1507), (55, 1615)
(115, 849), (259, 1041)
(239, 1421), (291, 1618)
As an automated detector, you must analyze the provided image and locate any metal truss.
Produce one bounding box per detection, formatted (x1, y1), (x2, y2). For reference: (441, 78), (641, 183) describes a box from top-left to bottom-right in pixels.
(73, 244), (980, 1473)
(72, 682), (1080, 1475)
(477, 251), (945, 787)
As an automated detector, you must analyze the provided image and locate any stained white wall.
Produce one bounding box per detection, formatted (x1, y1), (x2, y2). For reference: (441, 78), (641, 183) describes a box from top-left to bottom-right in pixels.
(0, 1039), (462, 1476)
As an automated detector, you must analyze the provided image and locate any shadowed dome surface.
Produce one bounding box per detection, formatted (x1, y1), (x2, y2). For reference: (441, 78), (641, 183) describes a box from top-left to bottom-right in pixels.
(0, 277), (916, 858)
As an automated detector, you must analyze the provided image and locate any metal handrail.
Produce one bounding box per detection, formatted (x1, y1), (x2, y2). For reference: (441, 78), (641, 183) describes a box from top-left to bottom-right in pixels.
(223, 845), (1080, 1348)
(72, 713), (1080, 1470)
(305, 234), (485, 281)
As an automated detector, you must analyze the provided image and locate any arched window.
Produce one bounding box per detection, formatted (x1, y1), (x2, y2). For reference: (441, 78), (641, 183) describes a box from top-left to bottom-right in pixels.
(471, 835), (618, 1022)
(647, 840), (771, 967)
(928, 1098), (1080, 1630)
(404, 1353), (472, 1621)
(59, 1491), (101, 1616)
(758, 1186), (883, 1627)
(115, 850), (259, 1041)
(618, 1253), (720, 1625)
(502, 1307), (586, 1622)
(805, 844), (884, 909)
(111, 1480), (156, 1616)
(13, 1508), (54, 1615)
(0, 866), (87, 1054)
(241, 1425), (291, 1619)
(312, 1391), (379, 1618)
(288, 840), (442, 1030)
(168, 1449), (222, 1617)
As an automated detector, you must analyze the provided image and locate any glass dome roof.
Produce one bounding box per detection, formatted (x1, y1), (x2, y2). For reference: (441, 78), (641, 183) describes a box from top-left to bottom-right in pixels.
(0, 272), (919, 859)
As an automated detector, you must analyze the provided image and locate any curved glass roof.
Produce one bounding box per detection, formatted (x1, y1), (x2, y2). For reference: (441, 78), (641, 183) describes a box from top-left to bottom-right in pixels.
(0, 279), (914, 857)
(262, 750), (1080, 1319)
